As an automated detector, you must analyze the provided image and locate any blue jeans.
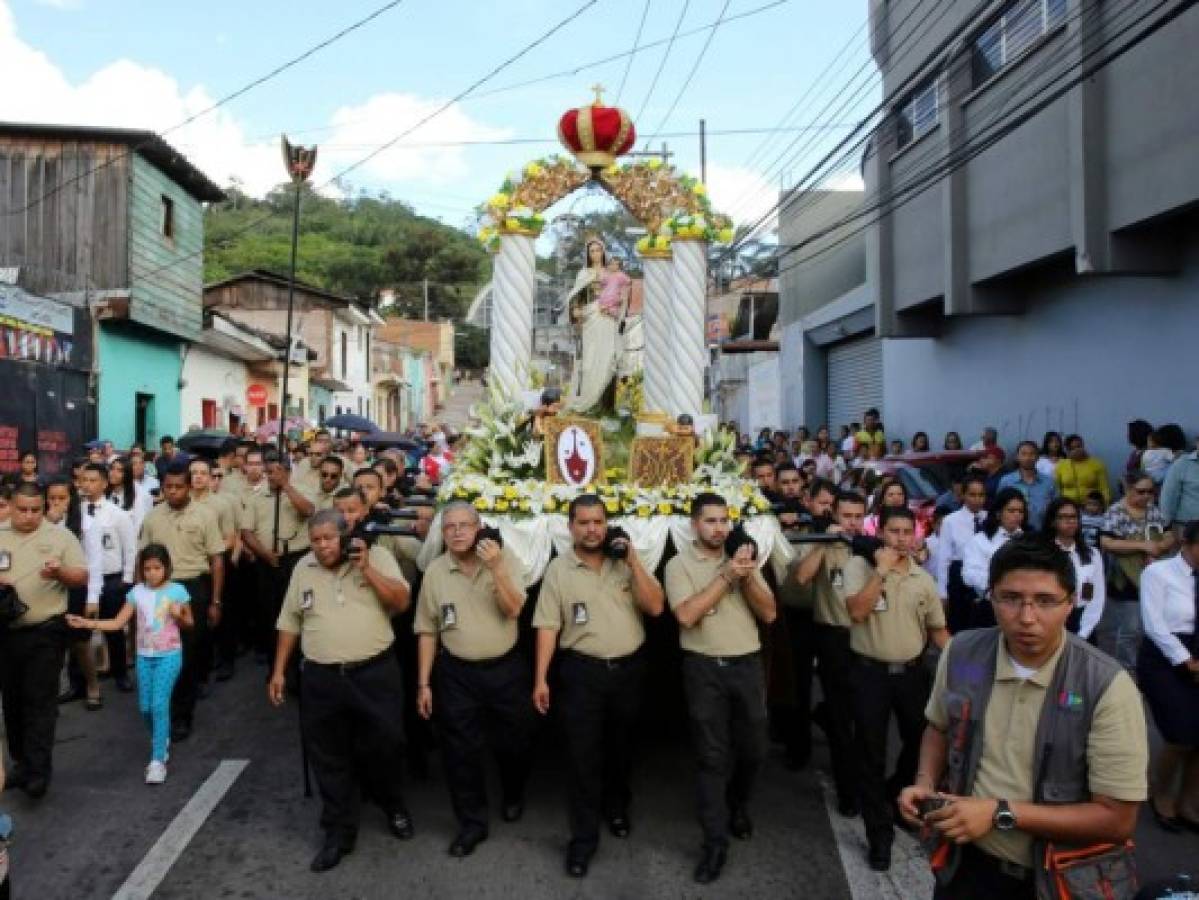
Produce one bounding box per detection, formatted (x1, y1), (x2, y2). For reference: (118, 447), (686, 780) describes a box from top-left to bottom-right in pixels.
(1103, 601), (1142, 677)
(137, 652), (182, 762)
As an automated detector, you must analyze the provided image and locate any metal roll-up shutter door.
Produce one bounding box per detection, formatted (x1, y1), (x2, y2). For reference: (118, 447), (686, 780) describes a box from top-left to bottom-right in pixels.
(826, 335), (882, 431)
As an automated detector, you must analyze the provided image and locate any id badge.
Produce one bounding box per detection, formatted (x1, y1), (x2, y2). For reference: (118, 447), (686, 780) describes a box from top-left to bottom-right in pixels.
(873, 594), (888, 613)
(102, 532), (114, 550)
(830, 567), (844, 589)
(300, 589), (315, 611)
(0, 550), (10, 571)
(1080, 581), (1094, 602)
(441, 604), (458, 630)
(572, 602), (589, 626)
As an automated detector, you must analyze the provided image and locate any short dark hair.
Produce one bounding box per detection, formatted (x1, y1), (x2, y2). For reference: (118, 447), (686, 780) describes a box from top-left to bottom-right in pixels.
(188, 456), (212, 473)
(568, 494), (606, 522)
(989, 538), (1076, 595)
(244, 447), (264, 462)
(879, 505), (915, 527)
(352, 467), (383, 487)
(333, 487), (361, 501)
(1016, 440), (1039, 455)
(1127, 419), (1153, 447)
(863, 408), (879, 418)
(834, 490), (867, 510)
(775, 461), (800, 477)
(691, 491), (727, 519)
(320, 455), (345, 473)
(808, 478), (837, 501)
(14, 481), (43, 501)
(983, 487), (1028, 538)
(751, 456), (774, 471)
(81, 462), (108, 479)
(162, 461), (191, 481)
(962, 474), (989, 494)
(160, 435), (175, 446)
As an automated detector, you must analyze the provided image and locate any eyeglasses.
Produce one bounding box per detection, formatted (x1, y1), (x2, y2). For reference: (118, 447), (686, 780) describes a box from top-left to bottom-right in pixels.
(212, 473), (224, 480)
(990, 592), (1072, 612)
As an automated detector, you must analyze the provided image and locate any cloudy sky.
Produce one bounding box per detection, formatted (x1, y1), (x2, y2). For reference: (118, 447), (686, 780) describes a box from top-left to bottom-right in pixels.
(1, 0), (873, 232)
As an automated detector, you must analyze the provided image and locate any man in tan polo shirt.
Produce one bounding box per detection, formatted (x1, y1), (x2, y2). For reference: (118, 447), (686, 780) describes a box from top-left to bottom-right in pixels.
(842, 505), (949, 872)
(140, 463), (226, 742)
(664, 491), (777, 885)
(270, 508), (414, 874)
(190, 456), (238, 683)
(900, 539), (1146, 900)
(532, 494), (665, 878)
(0, 482), (88, 799)
(415, 501), (533, 859)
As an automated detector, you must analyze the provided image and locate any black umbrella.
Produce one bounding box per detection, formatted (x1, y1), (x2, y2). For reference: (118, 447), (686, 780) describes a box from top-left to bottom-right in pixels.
(323, 413), (379, 433)
(177, 429), (236, 456)
(359, 432), (424, 453)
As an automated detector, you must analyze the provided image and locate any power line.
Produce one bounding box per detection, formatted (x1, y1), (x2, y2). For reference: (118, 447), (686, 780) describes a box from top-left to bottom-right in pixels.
(6, 0), (411, 217)
(633, 0), (692, 126)
(640, 0), (732, 149)
(615, 0), (652, 104)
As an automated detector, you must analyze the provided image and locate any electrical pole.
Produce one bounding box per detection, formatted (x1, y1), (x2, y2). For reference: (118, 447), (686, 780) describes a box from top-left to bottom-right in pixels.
(423, 278), (429, 321)
(699, 118), (707, 185)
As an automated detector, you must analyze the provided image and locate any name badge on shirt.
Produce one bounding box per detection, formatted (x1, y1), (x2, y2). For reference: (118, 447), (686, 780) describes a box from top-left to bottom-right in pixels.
(0, 550), (10, 571)
(830, 567), (844, 589)
(572, 602), (589, 626)
(441, 604), (458, 630)
(102, 532), (114, 550)
(873, 593), (888, 613)
(300, 589), (315, 611)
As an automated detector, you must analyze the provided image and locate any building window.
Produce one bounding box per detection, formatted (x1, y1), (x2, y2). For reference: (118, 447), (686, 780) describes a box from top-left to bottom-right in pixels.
(973, 0), (1067, 85)
(340, 331), (348, 379)
(161, 195), (175, 240)
(896, 77), (939, 149)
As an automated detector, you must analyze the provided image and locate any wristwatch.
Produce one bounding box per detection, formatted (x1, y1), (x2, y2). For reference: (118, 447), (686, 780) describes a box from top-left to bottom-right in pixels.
(993, 799), (1017, 831)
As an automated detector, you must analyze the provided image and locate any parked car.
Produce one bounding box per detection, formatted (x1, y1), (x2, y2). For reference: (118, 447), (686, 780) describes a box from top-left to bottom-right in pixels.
(848, 450), (984, 529)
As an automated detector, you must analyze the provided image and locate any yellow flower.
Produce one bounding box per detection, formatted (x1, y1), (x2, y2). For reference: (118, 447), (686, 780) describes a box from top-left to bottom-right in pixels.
(647, 158), (662, 170)
(729, 507), (742, 521)
(454, 488), (468, 498)
(753, 496), (770, 512)
(503, 485), (518, 500)
(637, 506), (652, 518)
(693, 183), (707, 196)
(657, 501), (673, 515)
(524, 163), (544, 177)
(489, 192), (511, 209)
(544, 497), (558, 513)
(495, 499), (510, 512)
(717, 228), (735, 243)
(473, 497), (492, 511)
(604, 499), (620, 514)
(504, 217), (519, 231)
(518, 499), (530, 511)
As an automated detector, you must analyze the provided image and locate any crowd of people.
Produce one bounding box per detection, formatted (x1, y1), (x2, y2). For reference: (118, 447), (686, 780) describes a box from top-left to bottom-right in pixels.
(0, 407), (1195, 898)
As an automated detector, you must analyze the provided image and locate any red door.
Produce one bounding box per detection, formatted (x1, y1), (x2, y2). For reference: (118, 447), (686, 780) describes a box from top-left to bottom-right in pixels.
(201, 399), (217, 428)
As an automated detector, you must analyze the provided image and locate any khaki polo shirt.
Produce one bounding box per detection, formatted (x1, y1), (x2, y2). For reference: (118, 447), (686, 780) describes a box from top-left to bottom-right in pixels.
(381, 534), (423, 584)
(926, 637), (1147, 867)
(770, 544), (814, 611)
(221, 469), (248, 498)
(139, 501), (224, 580)
(241, 486), (314, 554)
(534, 548), (645, 659)
(194, 492), (237, 542)
(812, 542), (854, 628)
(415, 548), (525, 660)
(0, 521), (86, 626)
(292, 458), (321, 492)
(312, 488), (339, 513)
(664, 540), (764, 657)
(842, 555), (944, 662)
(277, 546), (401, 665)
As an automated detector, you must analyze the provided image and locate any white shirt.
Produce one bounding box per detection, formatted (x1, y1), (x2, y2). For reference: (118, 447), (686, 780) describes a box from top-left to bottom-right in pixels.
(962, 528), (1021, 595)
(1036, 456), (1060, 480)
(935, 506), (988, 596)
(1140, 553), (1197, 666)
(81, 497), (136, 603)
(1057, 539), (1106, 640)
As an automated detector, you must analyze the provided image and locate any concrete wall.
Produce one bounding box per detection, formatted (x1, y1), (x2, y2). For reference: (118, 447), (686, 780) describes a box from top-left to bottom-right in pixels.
(330, 321), (372, 418)
(180, 344), (248, 432)
(97, 323), (181, 448)
(882, 231), (1199, 473)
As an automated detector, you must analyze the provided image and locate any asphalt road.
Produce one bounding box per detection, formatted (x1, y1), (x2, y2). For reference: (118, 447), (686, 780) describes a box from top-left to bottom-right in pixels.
(2, 650), (1196, 899)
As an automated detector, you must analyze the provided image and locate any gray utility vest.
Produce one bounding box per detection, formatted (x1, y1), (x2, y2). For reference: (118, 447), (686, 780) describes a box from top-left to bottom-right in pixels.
(936, 628), (1124, 897)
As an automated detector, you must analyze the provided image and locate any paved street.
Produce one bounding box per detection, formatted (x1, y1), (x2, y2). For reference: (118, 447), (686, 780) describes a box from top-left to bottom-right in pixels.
(437, 378), (484, 432)
(4, 643), (1195, 899)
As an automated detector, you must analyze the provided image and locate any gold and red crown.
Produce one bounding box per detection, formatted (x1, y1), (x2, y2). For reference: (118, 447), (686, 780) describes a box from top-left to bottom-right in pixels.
(558, 85), (636, 171)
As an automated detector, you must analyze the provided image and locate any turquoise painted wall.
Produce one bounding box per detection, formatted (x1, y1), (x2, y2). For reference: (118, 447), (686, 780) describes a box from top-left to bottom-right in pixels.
(97, 323), (182, 448)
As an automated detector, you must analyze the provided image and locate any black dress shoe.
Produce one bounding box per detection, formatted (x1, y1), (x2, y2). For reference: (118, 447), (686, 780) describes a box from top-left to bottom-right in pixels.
(566, 852), (590, 878)
(500, 800), (524, 823)
(310, 842), (352, 873)
(387, 810), (415, 840)
(607, 814), (631, 838)
(115, 673), (135, 692)
(867, 842), (892, 872)
(729, 807), (753, 840)
(170, 721), (192, 743)
(448, 828), (487, 857)
(693, 844), (727, 884)
(22, 776), (48, 800)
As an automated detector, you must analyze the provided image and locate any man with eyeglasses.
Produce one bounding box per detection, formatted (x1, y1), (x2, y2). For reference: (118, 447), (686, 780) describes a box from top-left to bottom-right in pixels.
(314, 457), (345, 512)
(899, 539), (1147, 900)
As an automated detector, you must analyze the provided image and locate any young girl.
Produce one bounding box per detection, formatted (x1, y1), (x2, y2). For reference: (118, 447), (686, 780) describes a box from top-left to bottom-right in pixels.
(67, 544), (192, 784)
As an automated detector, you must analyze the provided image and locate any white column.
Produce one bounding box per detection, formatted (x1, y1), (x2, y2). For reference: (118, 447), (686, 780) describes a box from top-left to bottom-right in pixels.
(489, 233), (537, 399)
(639, 253), (673, 414)
(668, 239), (708, 418)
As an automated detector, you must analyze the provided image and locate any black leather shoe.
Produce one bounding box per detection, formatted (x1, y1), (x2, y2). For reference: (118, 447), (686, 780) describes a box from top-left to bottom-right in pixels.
(729, 807), (753, 840)
(607, 814), (631, 838)
(448, 828), (487, 857)
(170, 721), (192, 743)
(694, 844), (727, 884)
(566, 852), (590, 878)
(310, 842), (352, 873)
(501, 800), (524, 823)
(867, 842), (892, 872)
(387, 810), (415, 840)
(22, 776), (48, 800)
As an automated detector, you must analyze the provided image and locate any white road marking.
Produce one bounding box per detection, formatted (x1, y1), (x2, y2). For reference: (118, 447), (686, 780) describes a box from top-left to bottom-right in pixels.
(821, 778), (936, 900)
(111, 759), (249, 900)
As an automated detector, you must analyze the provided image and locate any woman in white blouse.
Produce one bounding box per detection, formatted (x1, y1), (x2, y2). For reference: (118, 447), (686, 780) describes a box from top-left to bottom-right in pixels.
(962, 488), (1029, 629)
(1138, 523), (1199, 831)
(1042, 497), (1106, 641)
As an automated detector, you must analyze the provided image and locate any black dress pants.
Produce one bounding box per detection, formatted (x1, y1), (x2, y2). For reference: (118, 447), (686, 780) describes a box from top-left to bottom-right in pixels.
(433, 649), (535, 833)
(557, 647), (648, 856)
(933, 843), (1035, 900)
(301, 650), (408, 847)
(783, 606), (815, 762)
(682, 651), (768, 849)
(0, 618), (68, 782)
(848, 654), (930, 848)
(256, 552), (304, 664)
(812, 622), (859, 807)
(172, 575), (211, 728)
(97, 573), (129, 679)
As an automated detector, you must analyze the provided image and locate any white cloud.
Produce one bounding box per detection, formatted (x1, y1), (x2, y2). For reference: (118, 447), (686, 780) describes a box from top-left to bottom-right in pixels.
(704, 163), (782, 233)
(0, 0), (508, 198)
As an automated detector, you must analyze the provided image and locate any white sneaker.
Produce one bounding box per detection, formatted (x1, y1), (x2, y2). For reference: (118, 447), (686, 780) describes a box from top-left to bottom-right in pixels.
(146, 760), (167, 785)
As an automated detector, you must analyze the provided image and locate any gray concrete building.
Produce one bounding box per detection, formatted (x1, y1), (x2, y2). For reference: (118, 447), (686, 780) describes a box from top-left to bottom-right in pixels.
(777, 0), (1199, 468)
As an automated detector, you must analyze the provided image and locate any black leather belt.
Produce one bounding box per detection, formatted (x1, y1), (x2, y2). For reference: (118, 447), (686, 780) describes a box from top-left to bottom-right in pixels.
(852, 652), (923, 675)
(439, 646), (519, 668)
(685, 649), (759, 668)
(304, 646), (393, 675)
(563, 645), (645, 670)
